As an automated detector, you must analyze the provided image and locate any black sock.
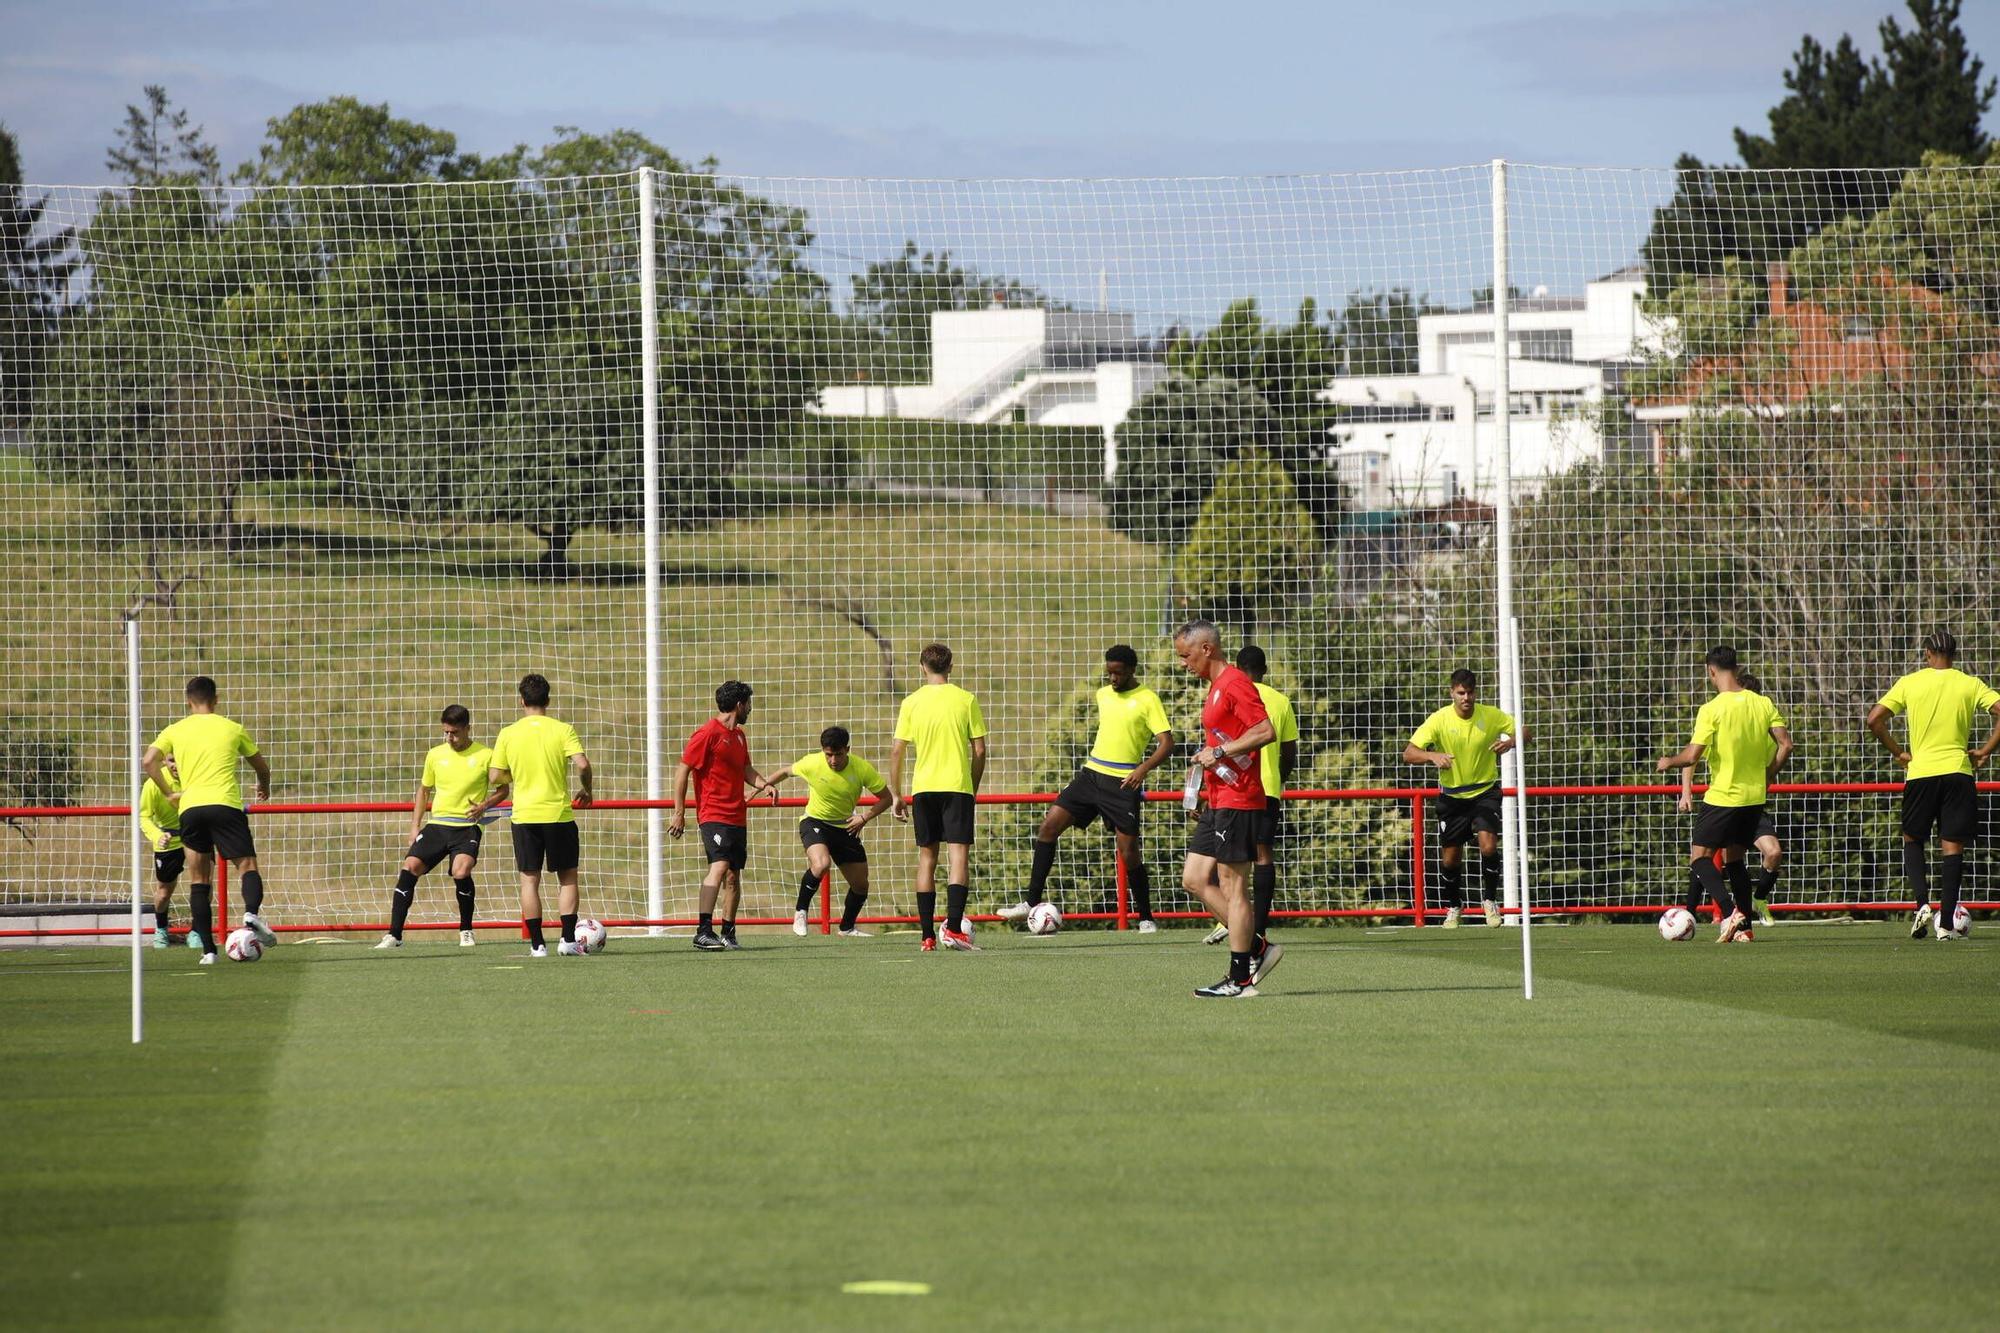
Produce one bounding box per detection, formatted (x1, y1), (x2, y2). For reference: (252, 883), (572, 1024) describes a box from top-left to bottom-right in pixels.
(1229, 949), (1252, 984)
(1440, 864), (1465, 908)
(1724, 863), (1754, 921)
(454, 877), (475, 930)
(698, 912), (713, 934)
(917, 890), (937, 941)
(154, 902), (170, 935)
(796, 872), (821, 914)
(560, 912), (577, 944)
(1904, 841), (1930, 909)
(525, 916), (546, 948)
(840, 889), (867, 931)
(1693, 858), (1732, 915)
(240, 869), (265, 917)
(946, 883), (968, 933)
(1685, 866), (1706, 915)
(1027, 839), (1057, 906)
(1128, 860), (1153, 920)
(1253, 863), (1276, 939)
(389, 869), (418, 937)
(1752, 865), (1777, 905)
(1481, 856), (1501, 902)
(190, 883), (215, 954)
(1940, 853), (1965, 929)
(720, 919), (736, 938)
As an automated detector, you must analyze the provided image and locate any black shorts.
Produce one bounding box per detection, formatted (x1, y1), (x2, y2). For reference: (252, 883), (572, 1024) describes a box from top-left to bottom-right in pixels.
(406, 822), (483, 871)
(1752, 808), (1778, 845)
(1902, 773), (1980, 844)
(699, 821), (749, 871)
(1252, 797), (1283, 849)
(911, 792), (976, 847)
(178, 804), (256, 861)
(799, 818), (867, 865)
(153, 848), (185, 885)
(1692, 803), (1765, 851)
(1054, 767), (1143, 837)
(512, 821), (580, 874)
(1437, 789), (1503, 848)
(1188, 806), (1256, 864)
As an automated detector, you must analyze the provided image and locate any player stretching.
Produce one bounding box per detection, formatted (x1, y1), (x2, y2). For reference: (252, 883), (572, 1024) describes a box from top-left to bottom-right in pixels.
(1404, 669), (1518, 928)
(1678, 667), (1785, 926)
(762, 726), (897, 937)
(999, 645), (1172, 933)
(377, 705), (507, 950)
(490, 674), (592, 958)
(139, 759), (183, 948)
(1175, 620), (1277, 998)
(888, 643), (987, 952)
(1656, 646), (1791, 943)
(1866, 630), (2000, 941)
(141, 676), (274, 965)
(671, 681), (775, 951)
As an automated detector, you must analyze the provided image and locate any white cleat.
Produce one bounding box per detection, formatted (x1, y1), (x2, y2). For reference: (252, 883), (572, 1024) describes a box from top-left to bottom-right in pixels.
(1716, 910), (1747, 944)
(244, 913), (277, 947)
(373, 933), (402, 950)
(198, 952), (216, 966)
(792, 910), (809, 937)
(1911, 904), (1934, 939)
(459, 930), (477, 948)
(528, 944), (548, 958)
(1136, 919), (1159, 934)
(997, 901), (1033, 925)
(837, 926), (872, 937)
(557, 940), (588, 956)
(1441, 907), (1462, 930)
(1201, 923), (1230, 945)
(1482, 899), (1502, 928)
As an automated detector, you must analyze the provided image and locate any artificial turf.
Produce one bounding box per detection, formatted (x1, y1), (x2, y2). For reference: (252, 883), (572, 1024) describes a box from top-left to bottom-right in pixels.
(3, 921), (1997, 1331)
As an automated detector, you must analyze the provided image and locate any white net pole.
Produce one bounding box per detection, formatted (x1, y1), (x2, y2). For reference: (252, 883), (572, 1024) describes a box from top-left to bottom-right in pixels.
(1490, 159), (1524, 934)
(1510, 613), (1532, 998)
(639, 166), (665, 932)
(126, 614), (143, 1043)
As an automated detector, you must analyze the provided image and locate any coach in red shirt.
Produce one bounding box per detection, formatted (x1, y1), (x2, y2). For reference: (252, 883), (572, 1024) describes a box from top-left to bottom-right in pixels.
(671, 680), (775, 952)
(1175, 619), (1278, 999)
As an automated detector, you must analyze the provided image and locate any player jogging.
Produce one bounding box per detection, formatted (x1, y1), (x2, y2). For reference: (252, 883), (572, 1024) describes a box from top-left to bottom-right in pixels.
(1679, 667), (1785, 927)
(1175, 619), (1278, 998)
(888, 643), (987, 952)
(672, 680), (775, 951)
(141, 676), (274, 964)
(999, 645), (1172, 933)
(376, 705), (507, 950)
(489, 674), (592, 958)
(762, 725), (897, 937)
(139, 759), (183, 949)
(1656, 646), (1792, 944)
(1866, 630), (2000, 941)
(1404, 669), (1519, 928)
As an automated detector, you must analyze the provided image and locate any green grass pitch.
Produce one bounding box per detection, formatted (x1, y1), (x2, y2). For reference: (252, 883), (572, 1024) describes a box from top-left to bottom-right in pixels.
(4, 921), (1998, 1330)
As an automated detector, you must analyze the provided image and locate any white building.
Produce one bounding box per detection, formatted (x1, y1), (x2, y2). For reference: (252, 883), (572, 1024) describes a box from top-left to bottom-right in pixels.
(816, 306), (1169, 480)
(1321, 267), (1665, 510)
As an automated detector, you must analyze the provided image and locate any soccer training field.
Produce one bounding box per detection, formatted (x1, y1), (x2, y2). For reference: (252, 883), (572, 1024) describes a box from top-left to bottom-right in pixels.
(5, 922), (1996, 1331)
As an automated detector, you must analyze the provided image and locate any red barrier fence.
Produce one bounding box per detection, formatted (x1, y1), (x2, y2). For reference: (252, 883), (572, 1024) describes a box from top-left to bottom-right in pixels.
(5, 781), (1997, 940)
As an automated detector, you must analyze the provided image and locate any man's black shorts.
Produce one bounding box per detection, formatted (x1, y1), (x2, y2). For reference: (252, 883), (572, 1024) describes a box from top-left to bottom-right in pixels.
(1902, 773), (1980, 844)
(911, 792), (976, 847)
(152, 848), (185, 885)
(1188, 806), (1256, 864)
(1252, 797), (1283, 849)
(1054, 767), (1143, 837)
(799, 817), (867, 865)
(699, 821), (749, 870)
(178, 804), (256, 861)
(512, 821), (581, 874)
(406, 822), (482, 871)
(1437, 789), (1503, 848)
(1752, 808), (1778, 845)
(1692, 802), (1765, 851)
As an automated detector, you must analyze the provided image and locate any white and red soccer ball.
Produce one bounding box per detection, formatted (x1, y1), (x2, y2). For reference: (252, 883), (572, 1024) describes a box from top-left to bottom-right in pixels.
(576, 918), (608, 953)
(1657, 907), (1696, 942)
(224, 928), (263, 961)
(1027, 902), (1063, 936)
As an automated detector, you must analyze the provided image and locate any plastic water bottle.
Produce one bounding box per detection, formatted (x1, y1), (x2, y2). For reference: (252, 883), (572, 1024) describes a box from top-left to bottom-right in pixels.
(1206, 729), (1254, 787)
(1181, 765), (1202, 812)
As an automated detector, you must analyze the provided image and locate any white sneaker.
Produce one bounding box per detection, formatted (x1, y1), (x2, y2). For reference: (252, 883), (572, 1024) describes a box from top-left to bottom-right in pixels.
(1912, 904), (1934, 939)
(373, 933), (402, 950)
(1441, 907), (1462, 929)
(557, 940), (588, 956)
(792, 910), (809, 937)
(244, 913), (277, 947)
(198, 952), (216, 966)
(837, 926), (872, 937)
(1136, 919), (1159, 934)
(997, 901), (1032, 925)
(1716, 910), (1747, 943)
(1201, 923), (1230, 945)
(528, 944), (547, 958)
(1937, 927), (1966, 941)
(1250, 940), (1284, 986)
(459, 930), (477, 948)
(1482, 899), (1502, 928)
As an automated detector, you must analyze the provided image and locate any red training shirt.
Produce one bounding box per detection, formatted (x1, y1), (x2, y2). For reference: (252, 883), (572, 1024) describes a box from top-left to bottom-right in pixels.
(681, 718), (751, 825)
(1200, 665), (1270, 810)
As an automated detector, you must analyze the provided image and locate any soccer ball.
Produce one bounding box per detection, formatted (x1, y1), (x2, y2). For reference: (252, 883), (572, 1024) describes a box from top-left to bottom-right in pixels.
(1953, 905), (1973, 935)
(225, 928), (263, 962)
(576, 918), (608, 953)
(1657, 907), (1696, 942)
(1027, 902), (1063, 936)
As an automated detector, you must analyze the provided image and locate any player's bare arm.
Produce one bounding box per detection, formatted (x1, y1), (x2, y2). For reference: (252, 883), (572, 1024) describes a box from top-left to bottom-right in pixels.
(1124, 729), (1174, 791)
(1865, 704), (1911, 767)
(409, 781), (430, 842)
(140, 746), (174, 803)
(1402, 742), (1454, 770)
(247, 752), (271, 802)
(1656, 741), (1705, 772)
(970, 736), (987, 792)
(1971, 700), (2000, 767)
(1197, 717), (1274, 770)
(571, 752), (593, 809)
(1767, 725), (1795, 779)
(886, 739), (910, 820)
(668, 761), (692, 834)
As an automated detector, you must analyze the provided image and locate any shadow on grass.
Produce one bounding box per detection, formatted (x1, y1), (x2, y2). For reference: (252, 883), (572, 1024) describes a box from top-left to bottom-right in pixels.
(224, 524), (776, 588)
(1269, 984), (1519, 998)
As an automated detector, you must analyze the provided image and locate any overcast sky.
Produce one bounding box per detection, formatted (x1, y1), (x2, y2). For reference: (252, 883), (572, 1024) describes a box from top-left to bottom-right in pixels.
(6, 0), (1995, 320)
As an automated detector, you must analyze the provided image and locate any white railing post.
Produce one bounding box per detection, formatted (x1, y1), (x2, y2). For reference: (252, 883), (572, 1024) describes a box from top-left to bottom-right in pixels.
(127, 615), (144, 1042)
(639, 167), (665, 933)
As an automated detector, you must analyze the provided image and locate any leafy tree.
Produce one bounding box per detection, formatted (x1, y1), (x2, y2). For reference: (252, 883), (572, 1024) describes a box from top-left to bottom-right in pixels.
(233, 97), (479, 185)
(1107, 375), (1275, 547)
(1174, 448), (1320, 637)
(1333, 287), (1438, 377)
(848, 240), (1047, 381)
(1641, 0), (1994, 293)
(0, 124), (78, 423)
(105, 85), (221, 187)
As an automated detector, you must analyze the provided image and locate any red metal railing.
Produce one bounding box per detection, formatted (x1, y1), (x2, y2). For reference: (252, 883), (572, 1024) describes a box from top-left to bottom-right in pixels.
(5, 781), (1997, 939)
